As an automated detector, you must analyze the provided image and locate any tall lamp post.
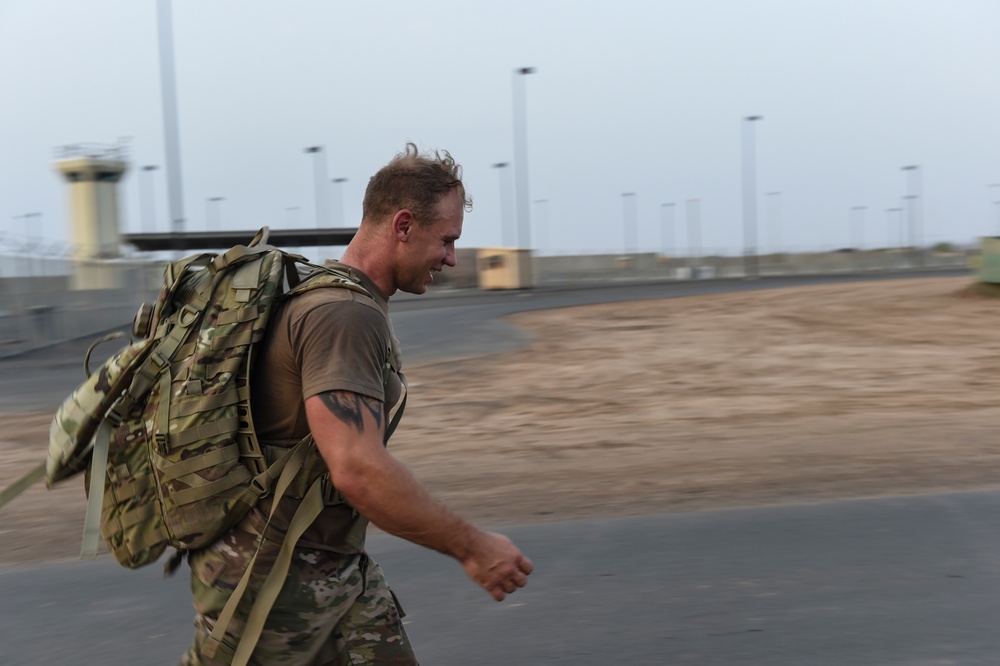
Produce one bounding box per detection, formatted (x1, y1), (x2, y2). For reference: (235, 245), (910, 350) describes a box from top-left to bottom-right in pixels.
(157, 0), (186, 235)
(621, 192), (637, 254)
(885, 207), (903, 249)
(660, 203), (675, 257)
(901, 165), (921, 262)
(305, 146), (330, 228)
(512, 66), (536, 248)
(331, 178), (348, 227)
(765, 192), (781, 254)
(742, 115), (763, 278)
(685, 198), (701, 259)
(206, 197), (224, 230)
(902, 195), (918, 264)
(492, 162), (513, 246)
(139, 165), (159, 232)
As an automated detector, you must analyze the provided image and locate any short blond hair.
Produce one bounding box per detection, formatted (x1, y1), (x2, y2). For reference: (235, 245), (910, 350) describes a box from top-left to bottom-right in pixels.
(362, 143), (472, 225)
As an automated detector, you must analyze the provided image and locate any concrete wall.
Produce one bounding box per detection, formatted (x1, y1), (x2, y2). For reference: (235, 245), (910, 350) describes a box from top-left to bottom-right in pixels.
(0, 249), (972, 360)
(532, 249), (969, 284)
(0, 262), (162, 359)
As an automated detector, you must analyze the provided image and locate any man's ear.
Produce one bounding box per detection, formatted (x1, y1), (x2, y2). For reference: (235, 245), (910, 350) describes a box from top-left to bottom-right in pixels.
(392, 210), (415, 242)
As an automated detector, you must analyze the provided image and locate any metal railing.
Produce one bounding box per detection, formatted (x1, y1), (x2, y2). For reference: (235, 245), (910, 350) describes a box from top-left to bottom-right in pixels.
(53, 142), (129, 161)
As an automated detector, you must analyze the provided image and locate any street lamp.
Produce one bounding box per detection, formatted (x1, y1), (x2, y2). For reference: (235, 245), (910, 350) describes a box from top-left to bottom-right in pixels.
(885, 208), (903, 249)
(139, 165), (159, 232)
(742, 115), (763, 278)
(492, 162), (513, 247)
(157, 0), (186, 235)
(660, 203), (675, 257)
(901, 165), (922, 262)
(305, 146), (330, 228)
(621, 192), (637, 254)
(685, 198), (701, 259)
(765, 192), (781, 254)
(206, 197), (225, 231)
(331, 178), (348, 227)
(512, 66), (536, 248)
(902, 195), (918, 261)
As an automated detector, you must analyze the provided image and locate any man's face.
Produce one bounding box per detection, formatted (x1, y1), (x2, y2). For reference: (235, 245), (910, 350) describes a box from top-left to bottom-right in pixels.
(397, 189), (464, 295)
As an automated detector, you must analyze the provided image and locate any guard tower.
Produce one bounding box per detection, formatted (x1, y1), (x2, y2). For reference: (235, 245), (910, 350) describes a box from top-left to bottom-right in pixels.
(54, 143), (129, 288)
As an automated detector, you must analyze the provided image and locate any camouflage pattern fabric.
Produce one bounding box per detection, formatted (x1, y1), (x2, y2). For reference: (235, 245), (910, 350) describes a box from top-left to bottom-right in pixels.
(180, 513), (418, 666)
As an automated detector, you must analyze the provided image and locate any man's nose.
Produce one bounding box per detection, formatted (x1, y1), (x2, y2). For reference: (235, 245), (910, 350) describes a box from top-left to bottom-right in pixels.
(444, 246), (457, 267)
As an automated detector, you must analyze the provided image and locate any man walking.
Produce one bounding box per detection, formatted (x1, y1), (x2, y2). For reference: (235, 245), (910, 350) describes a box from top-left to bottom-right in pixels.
(181, 144), (533, 665)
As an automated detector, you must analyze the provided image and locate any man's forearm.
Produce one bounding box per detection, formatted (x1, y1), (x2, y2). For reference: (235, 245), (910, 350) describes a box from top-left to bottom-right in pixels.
(328, 441), (480, 561)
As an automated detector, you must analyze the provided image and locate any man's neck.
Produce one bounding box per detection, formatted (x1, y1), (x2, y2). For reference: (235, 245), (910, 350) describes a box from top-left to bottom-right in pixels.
(340, 242), (396, 297)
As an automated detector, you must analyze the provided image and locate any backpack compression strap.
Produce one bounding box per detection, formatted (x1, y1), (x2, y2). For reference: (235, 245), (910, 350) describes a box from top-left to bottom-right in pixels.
(0, 462), (45, 510)
(201, 437), (325, 664)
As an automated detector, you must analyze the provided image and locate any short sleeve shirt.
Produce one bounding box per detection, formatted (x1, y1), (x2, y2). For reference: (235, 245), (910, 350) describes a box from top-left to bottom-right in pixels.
(248, 264), (405, 551)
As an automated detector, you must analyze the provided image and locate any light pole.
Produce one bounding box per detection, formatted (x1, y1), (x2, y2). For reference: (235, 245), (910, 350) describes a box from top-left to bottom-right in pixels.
(305, 146), (330, 228)
(492, 162), (513, 246)
(139, 165), (159, 232)
(850, 206), (867, 249)
(901, 165), (921, 262)
(621, 193), (637, 254)
(742, 115), (763, 278)
(902, 195), (918, 263)
(331, 178), (348, 227)
(685, 198), (701, 259)
(512, 66), (536, 248)
(660, 203), (675, 257)
(765, 192), (781, 254)
(157, 0), (186, 235)
(885, 208), (903, 249)
(206, 197), (224, 231)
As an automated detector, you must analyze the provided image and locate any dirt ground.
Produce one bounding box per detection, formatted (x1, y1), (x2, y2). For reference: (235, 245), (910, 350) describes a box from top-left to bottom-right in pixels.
(2, 275), (999, 567)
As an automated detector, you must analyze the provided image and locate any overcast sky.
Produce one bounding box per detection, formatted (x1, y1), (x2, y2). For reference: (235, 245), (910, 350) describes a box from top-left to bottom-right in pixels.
(2, 0), (999, 259)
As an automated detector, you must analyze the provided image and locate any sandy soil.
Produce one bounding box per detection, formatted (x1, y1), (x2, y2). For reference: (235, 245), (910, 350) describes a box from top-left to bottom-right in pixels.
(2, 276), (999, 566)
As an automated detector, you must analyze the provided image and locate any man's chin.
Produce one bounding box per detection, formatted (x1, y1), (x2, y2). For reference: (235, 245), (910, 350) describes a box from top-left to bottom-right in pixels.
(399, 282), (429, 296)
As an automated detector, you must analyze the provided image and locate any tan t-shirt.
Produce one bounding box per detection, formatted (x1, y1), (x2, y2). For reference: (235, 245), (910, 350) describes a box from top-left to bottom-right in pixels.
(248, 264), (405, 552)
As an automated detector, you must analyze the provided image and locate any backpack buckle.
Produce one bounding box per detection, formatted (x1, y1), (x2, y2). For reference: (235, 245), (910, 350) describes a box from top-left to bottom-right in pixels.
(248, 477), (269, 501)
(178, 304), (200, 328)
(155, 433), (169, 456)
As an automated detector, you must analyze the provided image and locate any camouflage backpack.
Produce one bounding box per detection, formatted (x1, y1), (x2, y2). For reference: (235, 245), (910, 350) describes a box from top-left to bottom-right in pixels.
(42, 228), (387, 571)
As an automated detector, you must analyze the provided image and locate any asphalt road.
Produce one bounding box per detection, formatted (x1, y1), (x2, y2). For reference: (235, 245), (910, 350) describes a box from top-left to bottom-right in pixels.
(3, 268), (996, 665)
(3, 491), (998, 665)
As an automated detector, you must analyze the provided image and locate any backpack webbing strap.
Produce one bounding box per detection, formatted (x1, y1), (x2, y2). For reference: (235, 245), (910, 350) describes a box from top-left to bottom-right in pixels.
(0, 461), (45, 510)
(202, 438), (321, 662)
(231, 479), (323, 666)
(210, 240), (273, 275)
(80, 419), (114, 559)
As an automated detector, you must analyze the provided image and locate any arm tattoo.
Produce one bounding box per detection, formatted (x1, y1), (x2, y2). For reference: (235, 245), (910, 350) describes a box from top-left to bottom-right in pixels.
(318, 391), (383, 432)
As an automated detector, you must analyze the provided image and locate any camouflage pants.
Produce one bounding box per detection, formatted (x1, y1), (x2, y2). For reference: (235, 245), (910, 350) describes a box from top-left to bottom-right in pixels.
(178, 522), (418, 666)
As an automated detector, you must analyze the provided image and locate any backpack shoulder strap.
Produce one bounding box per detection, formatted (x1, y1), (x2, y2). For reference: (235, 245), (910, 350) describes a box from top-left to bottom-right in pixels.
(285, 267), (401, 377)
